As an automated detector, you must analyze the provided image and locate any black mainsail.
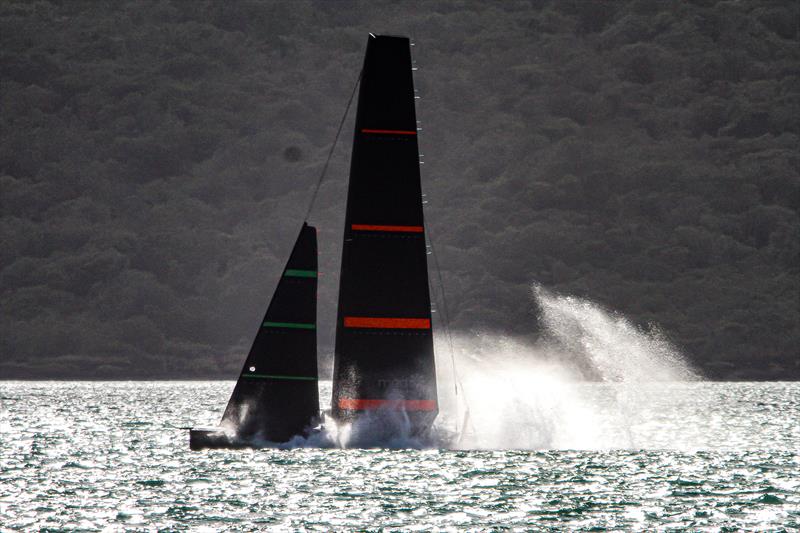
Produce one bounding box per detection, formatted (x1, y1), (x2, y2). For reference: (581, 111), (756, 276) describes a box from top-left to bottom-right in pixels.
(190, 223), (319, 448)
(331, 35), (438, 433)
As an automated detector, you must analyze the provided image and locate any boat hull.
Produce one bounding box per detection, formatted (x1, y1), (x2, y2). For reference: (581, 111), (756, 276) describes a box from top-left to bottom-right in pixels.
(188, 425), (323, 450)
(189, 428), (247, 450)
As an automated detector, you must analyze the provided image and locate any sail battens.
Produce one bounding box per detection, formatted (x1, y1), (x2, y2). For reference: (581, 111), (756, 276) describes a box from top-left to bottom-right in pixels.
(210, 222), (319, 446)
(351, 224), (424, 233)
(284, 269), (317, 278)
(332, 34), (438, 434)
(361, 128), (417, 135)
(338, 398), (437, 411)
(243, 373), (318, 381)
(262, 321), (316, 330)
(344, 316), (431, 329)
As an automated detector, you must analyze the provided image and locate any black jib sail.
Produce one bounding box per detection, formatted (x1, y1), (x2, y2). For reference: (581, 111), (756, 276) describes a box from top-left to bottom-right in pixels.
(192, 223), (319, 448)
(331, 34), (438, 433)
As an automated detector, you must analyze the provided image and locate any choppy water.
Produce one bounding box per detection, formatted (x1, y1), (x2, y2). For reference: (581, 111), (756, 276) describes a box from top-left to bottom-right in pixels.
(1, 380), (798, 530)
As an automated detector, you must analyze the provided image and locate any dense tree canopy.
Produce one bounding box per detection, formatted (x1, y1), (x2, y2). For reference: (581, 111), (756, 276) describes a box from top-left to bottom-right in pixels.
(1, 0), (798, 379)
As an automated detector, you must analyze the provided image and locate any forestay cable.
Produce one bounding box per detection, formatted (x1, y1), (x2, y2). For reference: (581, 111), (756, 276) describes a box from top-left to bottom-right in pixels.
(303, 70), (363, 222)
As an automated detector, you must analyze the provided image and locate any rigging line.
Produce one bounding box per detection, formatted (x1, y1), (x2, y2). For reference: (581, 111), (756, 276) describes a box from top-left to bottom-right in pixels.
(426, 233), (459, 394)
(426, 228), (471, 437)
(303, 69), (363, 222)
(423, 242), (457, 431)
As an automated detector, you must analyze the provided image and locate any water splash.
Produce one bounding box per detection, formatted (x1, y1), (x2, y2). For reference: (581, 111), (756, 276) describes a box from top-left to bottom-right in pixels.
(533, 284), (697, 382)
(434, 284), (701, 450)
(230, 285), (703, 450)
(262, 411), (431, 450)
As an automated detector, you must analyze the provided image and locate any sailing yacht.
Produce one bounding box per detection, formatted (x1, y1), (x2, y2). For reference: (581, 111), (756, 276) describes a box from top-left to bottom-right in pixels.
(190, 34), (436, 449)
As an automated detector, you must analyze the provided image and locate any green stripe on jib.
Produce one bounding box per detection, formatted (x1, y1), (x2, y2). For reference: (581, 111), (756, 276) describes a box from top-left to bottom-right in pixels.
(262, 321), (315, 330)
(243, 373), (317, 381)
(284, 269), (317, 278)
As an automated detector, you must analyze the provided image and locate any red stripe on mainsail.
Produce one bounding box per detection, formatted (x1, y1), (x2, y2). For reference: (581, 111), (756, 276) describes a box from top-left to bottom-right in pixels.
(344, 317), (431, 329)
(361, 128), (417, 135)
(351, 224), (424, 233)
(338, 399), (437, 411)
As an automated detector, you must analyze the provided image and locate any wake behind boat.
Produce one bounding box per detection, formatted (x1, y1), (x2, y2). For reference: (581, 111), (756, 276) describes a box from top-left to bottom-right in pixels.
(189, 34), (438, 450)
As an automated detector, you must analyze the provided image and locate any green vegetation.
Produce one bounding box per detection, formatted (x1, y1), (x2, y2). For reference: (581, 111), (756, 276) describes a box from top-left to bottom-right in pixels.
(1, 1), (797, 379)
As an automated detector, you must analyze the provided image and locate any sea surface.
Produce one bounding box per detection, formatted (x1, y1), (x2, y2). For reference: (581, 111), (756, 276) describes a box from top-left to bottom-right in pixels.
(1, 380), (798, 531)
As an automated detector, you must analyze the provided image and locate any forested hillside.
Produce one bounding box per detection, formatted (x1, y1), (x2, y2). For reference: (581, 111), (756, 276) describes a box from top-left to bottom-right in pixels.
(1, 0), (798, 379)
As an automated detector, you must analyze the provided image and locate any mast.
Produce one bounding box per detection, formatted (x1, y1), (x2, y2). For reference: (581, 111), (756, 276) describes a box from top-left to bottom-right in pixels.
(221, 222), (319, 442)
(331, 35), (438, 433)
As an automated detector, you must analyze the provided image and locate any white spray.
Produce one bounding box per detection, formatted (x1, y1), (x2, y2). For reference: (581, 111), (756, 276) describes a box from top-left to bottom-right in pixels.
(434, 284), (701, 450)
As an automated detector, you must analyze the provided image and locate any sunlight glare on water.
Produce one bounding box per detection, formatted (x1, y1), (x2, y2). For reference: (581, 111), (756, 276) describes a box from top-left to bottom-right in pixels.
(0, 381), (798, 530)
